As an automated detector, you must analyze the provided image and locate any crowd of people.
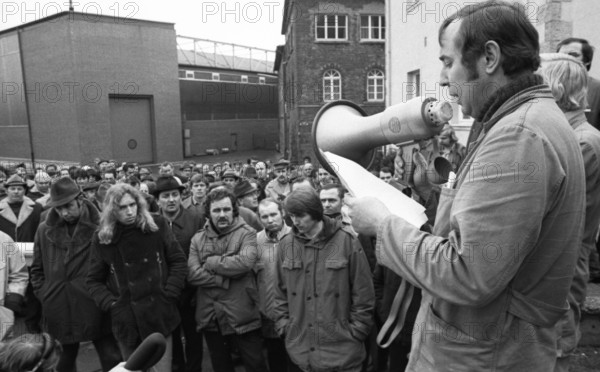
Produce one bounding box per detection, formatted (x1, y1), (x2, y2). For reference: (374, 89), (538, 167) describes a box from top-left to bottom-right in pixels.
(0, 1), (600, 372)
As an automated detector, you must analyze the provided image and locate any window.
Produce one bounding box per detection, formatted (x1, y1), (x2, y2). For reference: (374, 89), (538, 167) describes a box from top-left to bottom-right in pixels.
(241, 75), (248, 83)
(185, 70), (194, 79)
(259, 77), (266, 84)
(315, 15), (348, 40)
(361, 15), (385, 40)
(367, 70), (384, 101)
(212, 73), (220, 81)
(407, 70), (420, 100)
(323, 70), (341, 101)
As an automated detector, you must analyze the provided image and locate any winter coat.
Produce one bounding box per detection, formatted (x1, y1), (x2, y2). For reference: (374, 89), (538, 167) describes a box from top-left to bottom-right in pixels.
(273, 216), (375, 372)
(376, 85), (585, 371)
(187, 217), (261, 335)
(86, 215), (187, 346)
(30, 200), (108, 343)
(0, 231), (29, 340)
(256, 224), (291, 338)
(0, 196), (42, 242)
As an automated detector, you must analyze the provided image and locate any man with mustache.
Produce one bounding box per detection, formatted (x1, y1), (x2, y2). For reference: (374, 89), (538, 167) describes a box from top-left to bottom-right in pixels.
(265, 160), (292, 202)
(188, 188), (267, 372)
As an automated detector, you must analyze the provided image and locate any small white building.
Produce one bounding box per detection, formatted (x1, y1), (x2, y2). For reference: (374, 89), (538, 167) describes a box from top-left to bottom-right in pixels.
(386, 0), (600, 145)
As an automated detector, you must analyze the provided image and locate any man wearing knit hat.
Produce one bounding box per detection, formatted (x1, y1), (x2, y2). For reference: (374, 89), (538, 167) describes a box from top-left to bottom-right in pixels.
(31, 177), (122, 371)
(27, 172), (51, 204)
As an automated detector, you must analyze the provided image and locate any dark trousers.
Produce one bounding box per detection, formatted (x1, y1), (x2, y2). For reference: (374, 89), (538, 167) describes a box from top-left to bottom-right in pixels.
(264, 336), (291, 372)
(56, 333), (122, 372)
(204, 329), (268, 372)
(172, 302), (203, 372)
(375, 339), (411, 372)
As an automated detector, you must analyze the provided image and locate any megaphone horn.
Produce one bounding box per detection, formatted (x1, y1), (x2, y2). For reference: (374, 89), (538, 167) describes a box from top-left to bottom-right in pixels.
(312, 97), (453, 175)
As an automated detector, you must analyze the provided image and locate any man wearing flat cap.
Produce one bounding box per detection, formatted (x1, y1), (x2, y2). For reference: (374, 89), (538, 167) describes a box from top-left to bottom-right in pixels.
(234, 180), (259, 213)
(0, 175), (43, 243)
(31, 177), (122, 371)
(153, 176), (205, 372)
(221, 169), (239, 188)
(265, 160), (292, 202)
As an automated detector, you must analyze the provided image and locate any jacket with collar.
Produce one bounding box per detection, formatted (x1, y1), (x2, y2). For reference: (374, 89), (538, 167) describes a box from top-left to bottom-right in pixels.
(377, 85), (585, 371)
(273, 216), (375, 372)
(187, 216), (261, 335)
(86, 215), (187, 345)
(31, 199), (108, 343)
(256, 224), (291, 338)
(0, 196), (43, 242)
(556, 110), (600, 357)
(156, 207), (204, 258)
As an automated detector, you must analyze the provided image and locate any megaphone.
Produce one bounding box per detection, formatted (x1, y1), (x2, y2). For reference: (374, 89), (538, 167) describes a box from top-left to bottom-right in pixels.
(312, 97), (453, 182)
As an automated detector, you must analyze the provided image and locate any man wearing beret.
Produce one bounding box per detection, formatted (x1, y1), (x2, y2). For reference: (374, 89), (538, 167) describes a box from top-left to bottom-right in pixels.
(31, 177), (122, 371)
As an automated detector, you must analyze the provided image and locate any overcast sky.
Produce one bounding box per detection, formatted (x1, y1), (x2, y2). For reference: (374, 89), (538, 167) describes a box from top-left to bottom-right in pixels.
(0, 0), (286, 51)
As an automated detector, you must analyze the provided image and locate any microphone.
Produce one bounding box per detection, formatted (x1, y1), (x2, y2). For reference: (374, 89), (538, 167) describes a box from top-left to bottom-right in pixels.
(124, 333), (167, 371)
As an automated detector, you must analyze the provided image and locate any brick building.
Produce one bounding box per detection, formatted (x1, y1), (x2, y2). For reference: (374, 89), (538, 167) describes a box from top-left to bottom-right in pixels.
(276, 0), (386, 163)
(0, 11), (183, 165)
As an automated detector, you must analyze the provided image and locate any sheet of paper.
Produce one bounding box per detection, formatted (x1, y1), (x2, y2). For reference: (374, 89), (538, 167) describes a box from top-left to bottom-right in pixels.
(324, 151), (427, 228)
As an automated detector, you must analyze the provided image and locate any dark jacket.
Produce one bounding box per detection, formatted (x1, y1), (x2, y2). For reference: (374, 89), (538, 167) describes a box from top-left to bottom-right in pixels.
(187, 217), (261, 335)
(31, 200), (108, 343)
(273, 216), (375, 372)
(86, 215), (187, 345)
(0, 197), (42, 242)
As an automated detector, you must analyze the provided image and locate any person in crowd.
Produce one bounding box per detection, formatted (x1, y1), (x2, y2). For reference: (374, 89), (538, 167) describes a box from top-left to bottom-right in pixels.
(45, 164), (59, 179)
(92, 182), (112, 212)
(437, 124), (466, 173)
(187, 188), (267, 372)
(557, 37), (600, 128)
(31, 178), (122, 372)
(159, 162), (175, 177)
(82, 181), (101, 204)
(138, 167), (152, 180)
(0, 333), (63, 372)
(182, 175), (209, 219)
(319, 183), (346, 219)
(347, 2), (585, 371)
(0, 229), (28, 342)
(59, 168), (70, 179)
(97, 160), (110, 172)
(301, 163), (314, 179)
(0, 174), (43, 333)
(139, 183), (149, 194)
(265, 160), (292, 202)
(316, 167), (331, 190)
(102, 170), (116, 184)
(273, 188), (374, 372)
(221, 169), (239, 189)
(180, 162), (193, 180)
(539, 53), (600, 371)
(153, 176), (205, 372)
(122, 163), (136, 178)
(86, 184), (187, 372)
(290, 177), (316, 192)
(255, 198), (292, 372)
(234, 180), (259, 213)
(27, 172), (51, 204)
(74, 169), (89, 186)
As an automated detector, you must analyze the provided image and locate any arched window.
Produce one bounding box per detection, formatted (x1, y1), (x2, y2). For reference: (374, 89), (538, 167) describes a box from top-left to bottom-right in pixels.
(367, 69), (384, 101)
(323, 69), (341, 102)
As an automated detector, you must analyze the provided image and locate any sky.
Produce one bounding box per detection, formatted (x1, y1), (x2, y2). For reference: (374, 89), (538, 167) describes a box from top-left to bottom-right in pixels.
(0, 0), (286, 51)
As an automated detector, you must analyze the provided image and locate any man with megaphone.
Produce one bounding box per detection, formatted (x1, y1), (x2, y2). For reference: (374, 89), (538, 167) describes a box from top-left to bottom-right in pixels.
(346, 1), (585, 372)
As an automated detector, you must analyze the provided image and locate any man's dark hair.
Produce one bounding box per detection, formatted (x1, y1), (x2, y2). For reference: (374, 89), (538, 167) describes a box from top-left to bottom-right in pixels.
(284, 188), (323, 222)
(557, 37), (594, 71)
(68, 166), (78, 179)
(45, 164), (57, 172)
(74, 168), (88, 180)
(205, 187), (239, 218)
(320, 183), (346, 200)
(439, 0), (540, 79)
(380, 167), (393, 176)
(123, 163), (135, 173)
